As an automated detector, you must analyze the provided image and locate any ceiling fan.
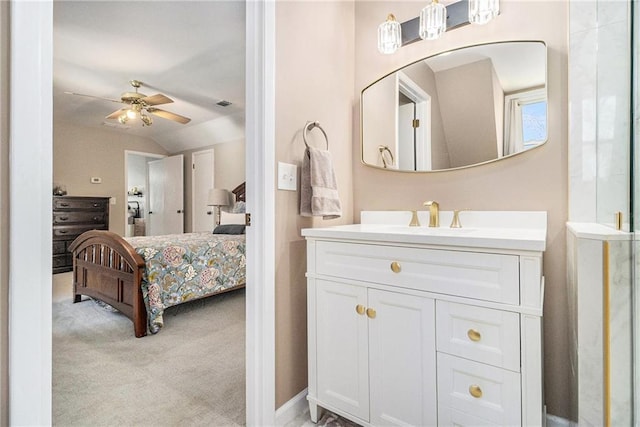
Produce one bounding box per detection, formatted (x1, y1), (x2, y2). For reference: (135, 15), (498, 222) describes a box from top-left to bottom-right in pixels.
(65, 80), (191, 126)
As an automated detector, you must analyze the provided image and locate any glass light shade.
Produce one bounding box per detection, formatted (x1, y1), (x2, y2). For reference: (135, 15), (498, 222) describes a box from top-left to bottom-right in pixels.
(419, 0), (447, 40)
(126, 109), (137, 119)
(118, 114), (128, 124)
(468, 0), (499, 25)
(377, 14), (402, 54)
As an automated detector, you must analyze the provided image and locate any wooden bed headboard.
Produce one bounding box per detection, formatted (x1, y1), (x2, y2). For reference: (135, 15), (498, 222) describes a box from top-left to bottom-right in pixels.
(232, 182), (246, 203)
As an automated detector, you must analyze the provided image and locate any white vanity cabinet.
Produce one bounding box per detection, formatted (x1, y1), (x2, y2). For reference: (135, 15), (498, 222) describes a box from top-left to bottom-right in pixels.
(303, 214), (546, 427)
(314, 279), (437, 426)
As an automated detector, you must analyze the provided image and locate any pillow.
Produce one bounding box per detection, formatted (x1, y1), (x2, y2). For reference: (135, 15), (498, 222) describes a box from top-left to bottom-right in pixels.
(220, 211), (246, 225)
(231, 201), (246, 213)
(213, 224), (246, 235)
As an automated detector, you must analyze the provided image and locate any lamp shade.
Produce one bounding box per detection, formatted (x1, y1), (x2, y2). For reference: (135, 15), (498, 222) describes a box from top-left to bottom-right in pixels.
(207, 188), (230, 206)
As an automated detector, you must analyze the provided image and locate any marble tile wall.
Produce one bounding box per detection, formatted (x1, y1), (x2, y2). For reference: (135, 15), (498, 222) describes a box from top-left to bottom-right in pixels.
(566, 227), (633, 426)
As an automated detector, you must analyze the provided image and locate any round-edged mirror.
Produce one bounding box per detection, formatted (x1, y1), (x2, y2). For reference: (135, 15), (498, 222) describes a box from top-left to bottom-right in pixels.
(361, 41), (547, 172)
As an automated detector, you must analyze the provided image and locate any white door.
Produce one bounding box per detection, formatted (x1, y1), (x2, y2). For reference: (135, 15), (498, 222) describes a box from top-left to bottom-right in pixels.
(192, 149), (215, 232)
(368, 289), (437, 426)
(148, 159), (165, 236)
(398, 102), (415, 170)
(164, 154), (184, 234)
(316, 280), (370, 421)
(148, 154), (184, 236)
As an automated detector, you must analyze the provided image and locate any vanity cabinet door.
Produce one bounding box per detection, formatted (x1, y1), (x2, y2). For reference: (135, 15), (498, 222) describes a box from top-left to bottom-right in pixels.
(315, 280), (370, 421)
(368, 289), (437, 427)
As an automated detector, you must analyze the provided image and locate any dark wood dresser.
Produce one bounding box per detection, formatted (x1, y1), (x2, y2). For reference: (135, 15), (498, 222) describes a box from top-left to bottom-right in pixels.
(53, 196), (110, 273)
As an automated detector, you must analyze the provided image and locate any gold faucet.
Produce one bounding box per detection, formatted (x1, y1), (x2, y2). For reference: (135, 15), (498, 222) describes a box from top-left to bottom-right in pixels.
(423, 201), (439, 227)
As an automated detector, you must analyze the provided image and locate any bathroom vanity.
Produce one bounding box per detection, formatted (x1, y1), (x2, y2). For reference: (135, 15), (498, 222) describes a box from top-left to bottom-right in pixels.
(302, 211), (547, 426)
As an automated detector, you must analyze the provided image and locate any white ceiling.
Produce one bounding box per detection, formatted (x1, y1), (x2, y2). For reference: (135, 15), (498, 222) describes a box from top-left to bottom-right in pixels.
(53, 0), (246, 154)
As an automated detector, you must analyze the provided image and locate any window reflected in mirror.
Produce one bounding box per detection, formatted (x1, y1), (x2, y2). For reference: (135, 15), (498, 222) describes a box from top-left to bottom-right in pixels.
(361, 41), (547, 172)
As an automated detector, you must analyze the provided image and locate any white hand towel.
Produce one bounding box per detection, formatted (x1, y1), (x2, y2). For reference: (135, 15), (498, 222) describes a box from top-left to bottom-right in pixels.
(300, 146), (342, 219)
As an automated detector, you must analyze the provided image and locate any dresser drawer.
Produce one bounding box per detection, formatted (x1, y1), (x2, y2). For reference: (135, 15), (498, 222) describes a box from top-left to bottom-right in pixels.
(315, 241), (520, 304)
(53, 254), (72, 268)
(53, 197), (108, 211)
(53, 224), (107, 239)
(53, 211), (107, 225)
(437, 353), (521, 426)
(53, 240), (67, 255)
(436, 301), (520, 371)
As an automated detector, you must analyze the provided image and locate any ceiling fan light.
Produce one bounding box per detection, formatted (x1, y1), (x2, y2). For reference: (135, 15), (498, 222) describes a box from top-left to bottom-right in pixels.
(469, 0), (499, 25)
(118, 114), (128, 125)
(141, 114), (153, 127)
(420, 0), (447, 40)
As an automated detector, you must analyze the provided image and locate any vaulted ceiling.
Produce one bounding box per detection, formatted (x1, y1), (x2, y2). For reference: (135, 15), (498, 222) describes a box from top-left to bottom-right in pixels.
(53, 1), (246, 153)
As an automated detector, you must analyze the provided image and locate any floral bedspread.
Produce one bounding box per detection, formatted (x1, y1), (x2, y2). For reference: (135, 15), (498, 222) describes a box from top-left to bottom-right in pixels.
(125, 232), (246, 334)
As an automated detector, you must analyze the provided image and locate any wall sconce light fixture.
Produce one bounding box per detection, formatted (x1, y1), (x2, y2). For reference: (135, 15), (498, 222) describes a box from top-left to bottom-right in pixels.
(377, 14), (402, 54)
(377, 0), (500, 54)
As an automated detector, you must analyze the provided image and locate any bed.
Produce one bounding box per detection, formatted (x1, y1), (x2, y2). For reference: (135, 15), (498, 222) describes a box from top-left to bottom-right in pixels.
(68, 182), (247, 338)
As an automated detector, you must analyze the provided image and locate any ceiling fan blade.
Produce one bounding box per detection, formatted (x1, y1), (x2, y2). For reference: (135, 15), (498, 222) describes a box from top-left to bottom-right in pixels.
(105, 108), (127, 119)
(64, 91), (123, 104)
(147, 108), (191, 124)
(141, 94), (173, 106)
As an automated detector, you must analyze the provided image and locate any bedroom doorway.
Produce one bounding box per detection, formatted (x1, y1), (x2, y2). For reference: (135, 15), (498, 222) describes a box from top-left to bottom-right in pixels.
(7, 2), (275, 426)
(124, 151), (165, 237)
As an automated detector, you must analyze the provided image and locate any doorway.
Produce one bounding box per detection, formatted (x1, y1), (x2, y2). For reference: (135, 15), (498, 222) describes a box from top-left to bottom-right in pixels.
(124, 151), (165, 237)
(8, 1), (276, 425)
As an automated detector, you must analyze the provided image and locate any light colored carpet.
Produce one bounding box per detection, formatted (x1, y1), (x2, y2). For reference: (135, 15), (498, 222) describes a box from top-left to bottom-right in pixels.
(53, 273), (246, 427)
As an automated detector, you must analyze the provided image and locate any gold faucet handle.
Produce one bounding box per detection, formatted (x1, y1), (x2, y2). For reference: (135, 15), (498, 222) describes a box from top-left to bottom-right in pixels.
(450, 209), (469, 228)
(409, 210), (420, 227)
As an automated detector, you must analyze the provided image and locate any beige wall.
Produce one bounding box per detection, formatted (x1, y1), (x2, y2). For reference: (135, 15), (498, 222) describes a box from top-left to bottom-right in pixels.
(178, 138), (245, 233)
(355, 0), (569, 419)
(274, 1), (355, 407)
(53, 122), (168, 235)
(0, 1), (8, 424)
(436, 59), (499, 167)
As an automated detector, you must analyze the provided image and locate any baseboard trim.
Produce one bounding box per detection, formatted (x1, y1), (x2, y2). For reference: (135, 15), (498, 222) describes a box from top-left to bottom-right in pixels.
(546, 414), (577, 427)
(275, 388), (308, 426)
(275, 394), (573, 427)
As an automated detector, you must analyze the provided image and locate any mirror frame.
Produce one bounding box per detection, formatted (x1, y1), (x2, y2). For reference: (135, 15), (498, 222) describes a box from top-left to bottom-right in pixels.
(360, 40), (548, 173)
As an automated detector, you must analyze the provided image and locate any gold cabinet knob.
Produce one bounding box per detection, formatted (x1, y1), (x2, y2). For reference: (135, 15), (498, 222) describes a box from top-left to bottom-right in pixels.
(366, 307), (377, 319)
(467, 329), (481, 342)
(355, 304), (365, 315)
(390, 261), (401, 273)
(469, 384), (483, 398)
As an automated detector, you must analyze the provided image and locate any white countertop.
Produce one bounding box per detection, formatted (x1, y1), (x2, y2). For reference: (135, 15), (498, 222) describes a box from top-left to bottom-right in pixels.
(302, 211), (547, 252)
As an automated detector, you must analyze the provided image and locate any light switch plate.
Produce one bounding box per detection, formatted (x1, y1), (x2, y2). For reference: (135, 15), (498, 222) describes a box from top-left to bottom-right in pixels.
(90, 176), (102, 184)
(278, 162), (297, 191)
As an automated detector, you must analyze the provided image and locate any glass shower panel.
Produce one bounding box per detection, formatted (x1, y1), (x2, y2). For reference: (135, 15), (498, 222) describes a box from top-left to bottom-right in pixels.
(596, 1), (631, 229)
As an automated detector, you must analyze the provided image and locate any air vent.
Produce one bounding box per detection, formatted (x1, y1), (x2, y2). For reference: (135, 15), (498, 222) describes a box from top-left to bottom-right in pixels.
(216, 100), (232, 107)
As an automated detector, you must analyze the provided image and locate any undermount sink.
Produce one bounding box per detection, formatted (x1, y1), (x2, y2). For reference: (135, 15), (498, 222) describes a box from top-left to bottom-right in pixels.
(376, 225), (476, 235)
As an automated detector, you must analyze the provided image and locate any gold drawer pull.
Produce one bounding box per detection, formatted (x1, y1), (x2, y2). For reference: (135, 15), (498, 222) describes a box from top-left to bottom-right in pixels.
(390, 261), (401, 273)
(366, 308), (376, 319)
(469, 384), (483, 398)
(467, 329), (481, 342)
(355, 304), (365, 315)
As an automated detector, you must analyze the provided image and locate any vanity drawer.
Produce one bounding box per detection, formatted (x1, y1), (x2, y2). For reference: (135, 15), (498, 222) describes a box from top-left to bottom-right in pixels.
(315, 241), (520, 305)
(436, 301), (520, 371)
(437, 353), (521, 426)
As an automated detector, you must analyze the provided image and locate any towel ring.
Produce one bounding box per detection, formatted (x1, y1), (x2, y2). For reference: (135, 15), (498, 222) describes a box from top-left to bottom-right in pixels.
(303, 121), (329, 150)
